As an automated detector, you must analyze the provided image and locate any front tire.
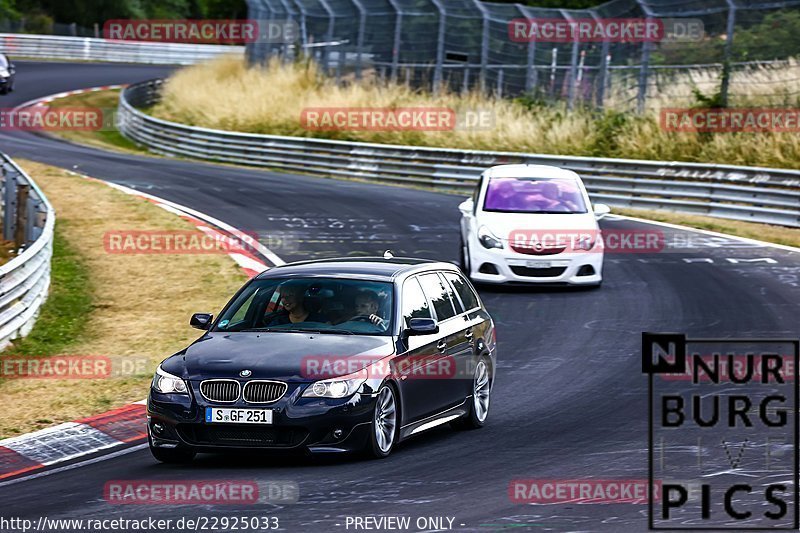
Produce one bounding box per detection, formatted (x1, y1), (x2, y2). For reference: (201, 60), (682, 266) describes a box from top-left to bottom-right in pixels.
(459, 235), (471, 276)
(149, 435), (196, 464)
(453, 358), (491, 429)
(365, 383), (398, 458)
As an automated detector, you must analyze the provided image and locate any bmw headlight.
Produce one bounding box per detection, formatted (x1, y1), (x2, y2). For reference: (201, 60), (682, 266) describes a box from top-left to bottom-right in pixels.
(478, 226), (504, 250)
(152, 365), (188, 394)
(302, 377), (366, 399)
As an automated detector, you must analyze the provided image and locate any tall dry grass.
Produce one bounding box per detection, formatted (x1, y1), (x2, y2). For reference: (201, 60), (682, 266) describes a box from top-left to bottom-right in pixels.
(151, 56), (800, 169)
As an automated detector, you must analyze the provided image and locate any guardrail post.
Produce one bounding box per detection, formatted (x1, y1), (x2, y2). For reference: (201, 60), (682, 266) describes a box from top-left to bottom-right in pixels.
(3, 166), (16, 242)
(14, 182), (29, 248)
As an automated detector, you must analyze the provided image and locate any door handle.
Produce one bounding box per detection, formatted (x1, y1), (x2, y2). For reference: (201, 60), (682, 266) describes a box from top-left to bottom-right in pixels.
(436, 340), (447, 352)
(464, 329), (473, 339)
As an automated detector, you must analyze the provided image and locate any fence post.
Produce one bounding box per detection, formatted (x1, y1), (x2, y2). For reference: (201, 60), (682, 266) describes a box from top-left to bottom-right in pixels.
(349, 0), (367, 79)
(559, 10), (580, 111)
(387, 0), (403, 82)
(3, 166), (16, 242)
(318, 0), (336, 72)
(471, 0), (490, 93)
(597, 49), (610, 110)
(634, 0), (654, 113)
(720, 0), (737, 107)
(430, 0), (447, 94)
(517, 6), (538, 95)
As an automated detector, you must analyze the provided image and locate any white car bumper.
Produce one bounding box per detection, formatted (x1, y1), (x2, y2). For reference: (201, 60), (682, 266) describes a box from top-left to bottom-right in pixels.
(467, 243), (603, 285)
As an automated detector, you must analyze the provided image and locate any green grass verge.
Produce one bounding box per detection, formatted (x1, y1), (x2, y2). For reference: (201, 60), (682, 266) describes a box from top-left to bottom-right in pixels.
(6, 224), (93, 356)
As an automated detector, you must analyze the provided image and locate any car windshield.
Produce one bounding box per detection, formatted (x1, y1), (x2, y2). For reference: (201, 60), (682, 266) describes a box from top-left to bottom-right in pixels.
(483, 176), (588, 214)
(0, 55), (8, 68)
(214, 277), (394, 336)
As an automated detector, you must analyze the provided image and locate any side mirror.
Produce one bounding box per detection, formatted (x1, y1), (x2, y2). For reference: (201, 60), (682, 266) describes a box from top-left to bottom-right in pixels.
(594, 203), (611, 220)
(190, 313), (213, 330)
(458, 199), (474, 216)
(404, 318), (439, 338)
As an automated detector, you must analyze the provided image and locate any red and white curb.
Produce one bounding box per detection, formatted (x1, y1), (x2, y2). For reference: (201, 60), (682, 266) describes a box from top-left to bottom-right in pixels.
(0, 401), (147, 480)
(12, 84), (127, 114)
(0, 170), (286, 481)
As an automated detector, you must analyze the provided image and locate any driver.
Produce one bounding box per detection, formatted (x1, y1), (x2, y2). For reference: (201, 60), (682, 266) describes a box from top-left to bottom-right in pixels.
(350, 290), (388, 328)
(264, 283), (328, 326)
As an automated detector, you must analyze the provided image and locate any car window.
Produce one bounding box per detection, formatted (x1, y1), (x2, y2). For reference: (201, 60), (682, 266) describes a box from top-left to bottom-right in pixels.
(401, 277), (432, 327)
(484, 176), (588, 214)
(443, 272), (479, 311)
(438, 272), (464, 314)
(418, 273), (457, 321)
(215, 277), (394, 335)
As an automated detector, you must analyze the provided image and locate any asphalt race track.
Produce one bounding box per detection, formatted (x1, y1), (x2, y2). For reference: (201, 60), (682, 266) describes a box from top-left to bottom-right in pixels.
(0, 61), (799, 531)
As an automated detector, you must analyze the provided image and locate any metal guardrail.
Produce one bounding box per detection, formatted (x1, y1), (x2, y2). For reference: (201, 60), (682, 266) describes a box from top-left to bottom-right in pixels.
(0, 155), (54, 351)
(118, 79), (800, 228)
(0, 33), (243, 65)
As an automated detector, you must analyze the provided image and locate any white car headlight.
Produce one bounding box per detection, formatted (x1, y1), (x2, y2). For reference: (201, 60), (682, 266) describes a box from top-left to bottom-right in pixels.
(575, 234), (596, 251)
(152, 365), (188, 394)
(302, 377), (367, 399)
(478, 226), (504, 250)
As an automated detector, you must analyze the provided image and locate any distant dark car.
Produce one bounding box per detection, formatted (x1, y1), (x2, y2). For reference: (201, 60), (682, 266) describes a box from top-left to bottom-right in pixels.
(148, 257), (497, 462)
(0, 54), (15, 94)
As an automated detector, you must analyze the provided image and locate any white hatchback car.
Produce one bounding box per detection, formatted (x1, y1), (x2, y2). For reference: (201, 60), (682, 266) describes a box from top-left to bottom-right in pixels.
(458, 164), (610, 286)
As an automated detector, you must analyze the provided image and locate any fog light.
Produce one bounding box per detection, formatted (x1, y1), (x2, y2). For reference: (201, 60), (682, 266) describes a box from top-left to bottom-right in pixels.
(478, 263), (499, 275)
(577, 265), (596, 277)
(332, 429), (344, 439)
(152, 422), (165, 435)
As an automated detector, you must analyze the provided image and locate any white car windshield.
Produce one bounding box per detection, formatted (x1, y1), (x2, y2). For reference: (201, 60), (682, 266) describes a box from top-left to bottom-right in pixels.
(483, 177), (588, 214)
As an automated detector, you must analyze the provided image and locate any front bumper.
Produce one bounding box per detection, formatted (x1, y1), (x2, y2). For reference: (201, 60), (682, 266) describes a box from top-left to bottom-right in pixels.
(148, 384), (377, 454)
(468, 243), (603, 285)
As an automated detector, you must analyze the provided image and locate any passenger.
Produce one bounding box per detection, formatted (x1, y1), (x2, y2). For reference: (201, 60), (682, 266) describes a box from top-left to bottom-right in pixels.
(264, 283), (328, 326)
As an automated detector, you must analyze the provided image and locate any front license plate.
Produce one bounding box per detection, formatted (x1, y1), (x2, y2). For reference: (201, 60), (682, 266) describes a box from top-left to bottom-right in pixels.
(205, 407), (273, 424)
(525, 260), (551, 268)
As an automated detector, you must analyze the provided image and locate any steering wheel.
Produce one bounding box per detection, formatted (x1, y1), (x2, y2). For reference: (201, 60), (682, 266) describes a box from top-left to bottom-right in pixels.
(349, 315), (375, 323)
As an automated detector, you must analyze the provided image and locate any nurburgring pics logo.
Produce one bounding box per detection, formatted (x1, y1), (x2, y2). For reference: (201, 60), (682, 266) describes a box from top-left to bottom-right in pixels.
(643, 333), (799, 530)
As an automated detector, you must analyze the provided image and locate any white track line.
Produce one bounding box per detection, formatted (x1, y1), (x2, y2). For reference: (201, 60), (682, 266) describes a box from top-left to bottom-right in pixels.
(612, 214), (800, 254)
